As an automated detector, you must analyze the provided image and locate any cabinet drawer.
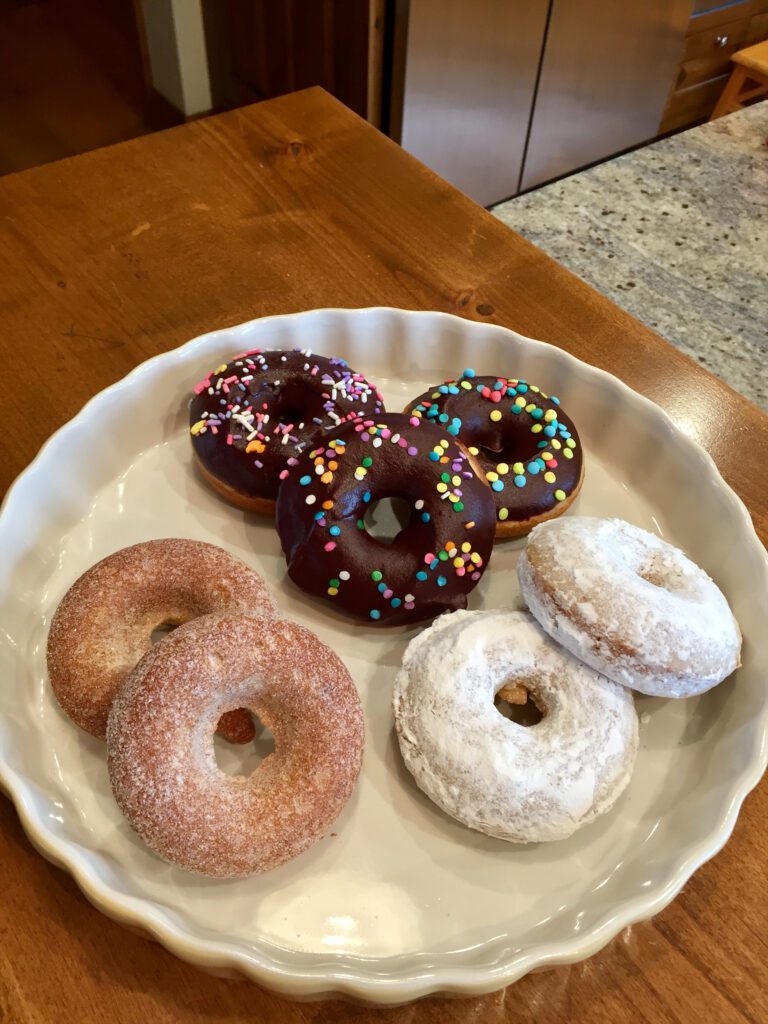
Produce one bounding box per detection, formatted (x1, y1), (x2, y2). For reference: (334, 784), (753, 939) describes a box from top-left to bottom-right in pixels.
(677, 18), (753, 88)
(660, 0), (768, 134)
(748, 11), (768, 40)
(660, 75), (729, 133)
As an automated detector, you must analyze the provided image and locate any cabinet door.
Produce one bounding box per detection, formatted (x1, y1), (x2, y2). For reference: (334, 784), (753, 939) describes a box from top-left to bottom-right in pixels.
(224, 0), (371, 117)
(520, 0), (690, 191)
(398, 0), (550, 207)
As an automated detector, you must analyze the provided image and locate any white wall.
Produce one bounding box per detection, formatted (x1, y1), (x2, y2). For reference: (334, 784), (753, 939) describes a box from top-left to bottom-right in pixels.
(141, 0), (212, 116)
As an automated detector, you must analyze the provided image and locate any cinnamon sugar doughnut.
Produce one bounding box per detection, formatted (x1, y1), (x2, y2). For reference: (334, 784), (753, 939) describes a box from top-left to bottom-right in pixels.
(47, 539), (277, 742)
(518, 517), (742, 698)
(107, 614), (365, 877)
(393, 608), (638, 842)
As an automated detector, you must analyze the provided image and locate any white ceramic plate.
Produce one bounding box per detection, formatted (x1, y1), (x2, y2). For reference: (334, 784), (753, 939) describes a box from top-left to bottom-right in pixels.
(1, 308), (766, 1004)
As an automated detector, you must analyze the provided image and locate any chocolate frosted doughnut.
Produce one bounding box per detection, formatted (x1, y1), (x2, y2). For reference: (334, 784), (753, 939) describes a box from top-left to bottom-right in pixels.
(189, 349), (385, 514)
(47, 539), (277, 743)
(276, 413), (496, 625)
(405, 371), (583, 538)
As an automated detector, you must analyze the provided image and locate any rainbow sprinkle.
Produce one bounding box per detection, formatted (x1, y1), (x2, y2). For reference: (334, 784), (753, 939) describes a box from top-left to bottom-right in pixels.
(408, 370), (580, 521)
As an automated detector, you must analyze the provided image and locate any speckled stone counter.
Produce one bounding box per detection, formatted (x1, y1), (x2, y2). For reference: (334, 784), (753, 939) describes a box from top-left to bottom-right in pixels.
(492, 102), (768, 410)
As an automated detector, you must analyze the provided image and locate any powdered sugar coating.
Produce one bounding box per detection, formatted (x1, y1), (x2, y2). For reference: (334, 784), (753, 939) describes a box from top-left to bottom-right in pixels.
(47, 539), (277, 739)
(393, 608), (638, 842)
(107, 614), (364, 877)
(518, 517), (742, 699)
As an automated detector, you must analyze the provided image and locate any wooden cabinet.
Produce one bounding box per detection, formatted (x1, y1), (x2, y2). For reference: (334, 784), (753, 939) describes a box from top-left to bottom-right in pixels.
(660, 0), (768, 132)
(208, 0), (383, 124)
(677, 19), (756, 89)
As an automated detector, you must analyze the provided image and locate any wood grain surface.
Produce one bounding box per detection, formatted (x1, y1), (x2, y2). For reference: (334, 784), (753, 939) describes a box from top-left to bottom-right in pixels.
(0, 87), (765, 1024)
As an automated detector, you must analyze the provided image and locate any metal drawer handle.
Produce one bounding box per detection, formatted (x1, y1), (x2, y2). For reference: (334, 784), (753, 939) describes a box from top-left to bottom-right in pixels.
(715, 34), (729, 47)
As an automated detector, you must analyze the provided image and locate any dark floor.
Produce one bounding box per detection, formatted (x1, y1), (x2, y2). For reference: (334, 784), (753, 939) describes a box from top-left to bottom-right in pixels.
(0, 0), (150, 175)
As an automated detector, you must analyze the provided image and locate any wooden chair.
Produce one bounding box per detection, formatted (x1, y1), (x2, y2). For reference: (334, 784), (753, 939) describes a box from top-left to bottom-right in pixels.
(710, 39), (768, 119)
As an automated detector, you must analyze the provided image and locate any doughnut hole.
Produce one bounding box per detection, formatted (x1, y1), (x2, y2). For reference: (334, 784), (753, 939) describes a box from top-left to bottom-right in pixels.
(468, 417), (544, 468)
(475, 438), (530, 466)
(213, 711), (275, 777)
(270, 382), (328, 430)
(637, 553), (685, 591)
(275, 406), (304, 427)
(150, 626), (255, 746)
(638, 567), (666, 588)
(495, 678), (545, 727)
(363, 497), (412, 545)
(150, 621), (179, 644)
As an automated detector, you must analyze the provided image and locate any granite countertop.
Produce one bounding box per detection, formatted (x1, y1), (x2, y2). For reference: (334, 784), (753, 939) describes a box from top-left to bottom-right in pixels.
(492, 102), (768, 411)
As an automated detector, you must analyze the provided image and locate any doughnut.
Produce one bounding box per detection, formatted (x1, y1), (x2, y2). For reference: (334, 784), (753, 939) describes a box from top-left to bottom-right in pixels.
(107, 614), (365, 877)
(275, 413), (497, 624)
(47, 539), (277, 743)
(189, 348), (385, 513)
(518, 517), (742, 698)
(393, 608), (638, 842)
(405, 370), (583, 538)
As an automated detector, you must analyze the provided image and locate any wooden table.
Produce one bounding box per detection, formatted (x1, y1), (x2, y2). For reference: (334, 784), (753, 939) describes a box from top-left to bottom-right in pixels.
(0, 87), (765, 1024)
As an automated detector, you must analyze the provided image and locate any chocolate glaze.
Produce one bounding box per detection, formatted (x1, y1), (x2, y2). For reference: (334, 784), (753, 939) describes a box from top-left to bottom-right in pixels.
(189, 349), (385, 503)
(405, 373), (582, 524)
(276, 414), (496, 625)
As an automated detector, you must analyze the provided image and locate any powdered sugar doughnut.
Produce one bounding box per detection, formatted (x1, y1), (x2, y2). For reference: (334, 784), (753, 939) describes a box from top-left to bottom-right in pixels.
(393, 608), (637, 842)
(47, 539), (277, 742)
(518, 517), (742, 699)
(107, 614), (364, 877)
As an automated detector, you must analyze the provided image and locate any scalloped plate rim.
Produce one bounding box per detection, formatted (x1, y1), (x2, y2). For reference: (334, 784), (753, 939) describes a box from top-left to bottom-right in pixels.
(1, 307), (766, 1003)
